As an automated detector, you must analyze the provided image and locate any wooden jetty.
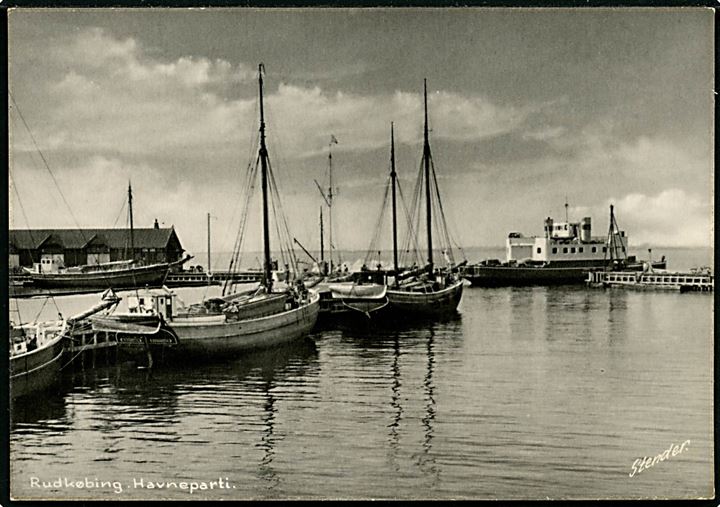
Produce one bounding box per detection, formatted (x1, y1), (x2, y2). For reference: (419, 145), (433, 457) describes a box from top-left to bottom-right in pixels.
(587, 268), (713, 292)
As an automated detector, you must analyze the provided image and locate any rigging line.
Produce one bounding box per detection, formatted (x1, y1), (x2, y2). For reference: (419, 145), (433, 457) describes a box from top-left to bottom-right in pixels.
(111, 195), (127, 229)
(225, 90), (260, 270)
(8, 168), (63, 316)
(267, 169), (288, 279)
(403, 158), (426, 267)
(266, 157), (300, 277)
(364, 175), (391, 266)
(224, 156), (258, 296)
(428, 161), (454, 266)
(10, 94), (121, 292)
(9, 93), (95, 248)
(396, 177), (423, 268)
(429, 156), (459, 264)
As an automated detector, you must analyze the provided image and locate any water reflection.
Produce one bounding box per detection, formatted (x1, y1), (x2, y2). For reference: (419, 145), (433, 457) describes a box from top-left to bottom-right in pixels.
(418, 328), (438, 484)
(11, 391), (69, 428)
(258, 379), (278, 488)
(387, 333), (402, 469)
(606, 289), (628, 345)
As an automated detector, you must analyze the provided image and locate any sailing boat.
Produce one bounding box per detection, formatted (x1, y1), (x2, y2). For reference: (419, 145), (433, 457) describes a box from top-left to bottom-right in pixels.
(23, 183), (188, 290)
(10, 289), (124, 398)
(312, 137), (388, 320)
(384, 81), (465, 315)
(108, 64), (320, 358)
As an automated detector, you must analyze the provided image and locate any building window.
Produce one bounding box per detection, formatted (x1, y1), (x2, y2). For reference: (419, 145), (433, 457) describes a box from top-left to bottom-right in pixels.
(571, 247), (576, 253)
(537, 247), (542, 254)
(563, 247), (568, 254)
(552, 247), (557, 254)
(621, 247), (626, 253)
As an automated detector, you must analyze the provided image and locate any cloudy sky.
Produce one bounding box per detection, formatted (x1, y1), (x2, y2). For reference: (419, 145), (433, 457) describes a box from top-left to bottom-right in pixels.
(8, 8), (713, 257)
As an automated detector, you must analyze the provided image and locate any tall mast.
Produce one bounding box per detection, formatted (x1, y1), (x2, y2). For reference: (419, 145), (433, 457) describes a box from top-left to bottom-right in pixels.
(319, 206), (325, 273)
(128, 181), (135, 260)
(207, 212), (211, 273)
(390, 122), (399, 282)
(258, 63), (272, 292)
(423, 79), (433, 273)
(605, 204), (620, 265)
(327, 143), (334, 273)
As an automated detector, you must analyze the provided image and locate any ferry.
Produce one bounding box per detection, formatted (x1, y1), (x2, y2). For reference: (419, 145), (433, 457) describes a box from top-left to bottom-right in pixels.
(461, 205), (666, 287)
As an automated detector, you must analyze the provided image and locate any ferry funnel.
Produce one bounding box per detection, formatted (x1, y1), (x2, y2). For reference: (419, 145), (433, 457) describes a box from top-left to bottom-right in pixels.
(580, 217), (592, 242)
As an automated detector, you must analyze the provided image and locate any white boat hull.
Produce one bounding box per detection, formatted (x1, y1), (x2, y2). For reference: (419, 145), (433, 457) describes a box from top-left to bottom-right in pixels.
(387, 279), (464, 316)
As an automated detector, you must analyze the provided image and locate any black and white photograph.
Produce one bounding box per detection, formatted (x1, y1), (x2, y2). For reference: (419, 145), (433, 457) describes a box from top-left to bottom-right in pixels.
(6, 7), (714, 500)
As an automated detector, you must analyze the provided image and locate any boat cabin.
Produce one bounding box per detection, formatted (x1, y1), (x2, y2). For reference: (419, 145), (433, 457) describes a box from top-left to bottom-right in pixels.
(127, 287), (177, 320)
(33, 254), (66, 273)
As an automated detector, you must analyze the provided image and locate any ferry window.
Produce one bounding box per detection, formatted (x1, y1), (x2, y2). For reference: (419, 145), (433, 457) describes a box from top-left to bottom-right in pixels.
(621, 247), (626, 253)
(591, 247), (597, 253)
(579, 247), (583, 253)
(537, 247), (542, 254)
(602, 247), (607, 253)
(570, 247), (576, 253)
(552, 247), (557, 254)
(563, 247), (568, 254)
(564, 224), (568, 230)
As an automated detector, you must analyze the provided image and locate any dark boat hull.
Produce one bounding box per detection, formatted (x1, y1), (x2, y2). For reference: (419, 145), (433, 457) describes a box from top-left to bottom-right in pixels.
(10, 335), (65, 399)
(462, 260), (667, 287)
(29, 263), (170, 290)
(386, 279), (464, 315)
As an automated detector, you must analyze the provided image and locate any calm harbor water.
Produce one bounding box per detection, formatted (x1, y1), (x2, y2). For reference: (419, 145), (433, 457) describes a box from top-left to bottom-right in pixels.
(9, 247), (714, 500)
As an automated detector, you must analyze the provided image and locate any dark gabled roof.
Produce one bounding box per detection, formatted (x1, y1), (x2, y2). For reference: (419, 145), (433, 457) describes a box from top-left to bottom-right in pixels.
(9, 228), (181, 250)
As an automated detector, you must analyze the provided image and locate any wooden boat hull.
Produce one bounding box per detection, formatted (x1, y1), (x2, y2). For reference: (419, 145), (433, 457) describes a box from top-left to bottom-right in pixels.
(167, 294), (320, 357)
(90, 314), (180, 347)
(317, 288), (389, 321)
(462, 260), (667, 287)
(28, 263), (170, 290)
(386, 279), (463, 315)
(10, 334), (65, 399)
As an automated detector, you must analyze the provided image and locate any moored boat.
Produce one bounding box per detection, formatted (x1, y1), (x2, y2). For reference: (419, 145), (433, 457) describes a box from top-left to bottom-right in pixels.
(10, 320), (67, 399)
(22, 183), (191, 291)
(24, 259), (182, 290)
(461, 205), (667, 287)
(386, 278), (464, 315)
(316, 281), (389, 319)
(381, 82), (465, 316)
(109, 65), (320, 360)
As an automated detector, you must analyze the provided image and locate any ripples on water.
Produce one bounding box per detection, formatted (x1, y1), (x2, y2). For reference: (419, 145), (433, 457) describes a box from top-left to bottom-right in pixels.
(10, 285), (713, 500)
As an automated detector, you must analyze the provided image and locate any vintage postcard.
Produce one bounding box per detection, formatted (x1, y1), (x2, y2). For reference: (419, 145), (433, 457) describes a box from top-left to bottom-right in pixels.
(6, 6), (714, 501)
